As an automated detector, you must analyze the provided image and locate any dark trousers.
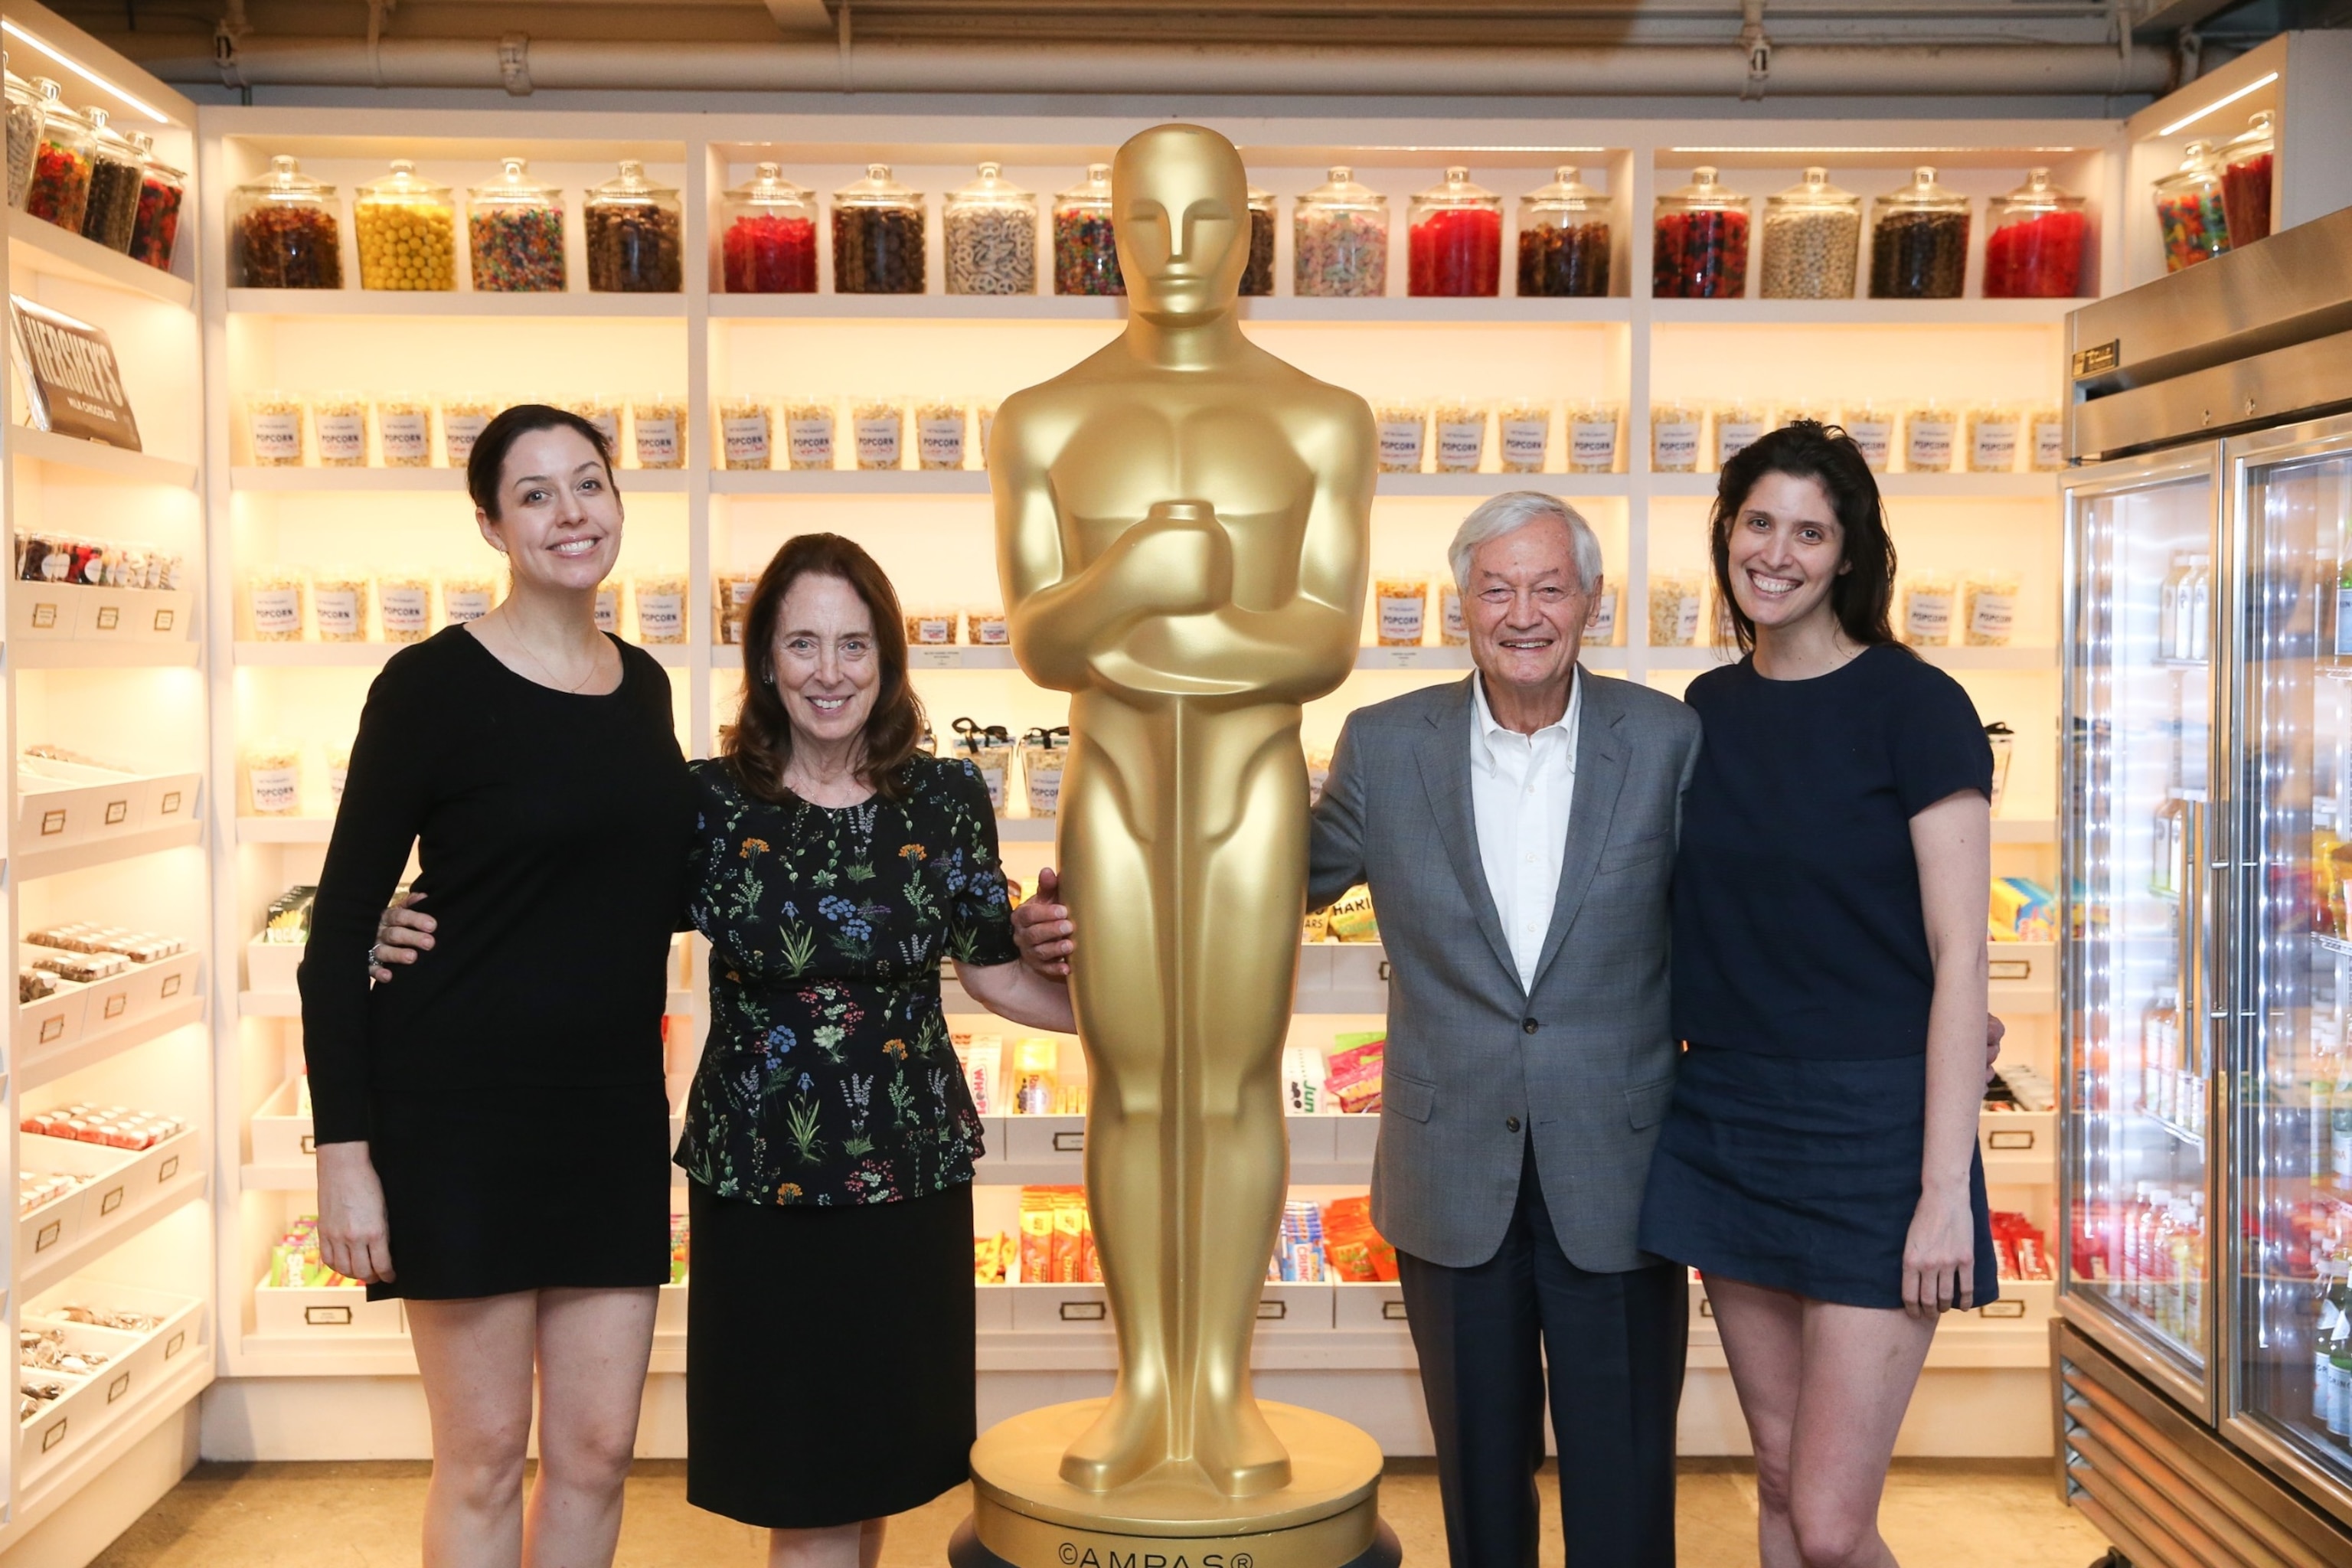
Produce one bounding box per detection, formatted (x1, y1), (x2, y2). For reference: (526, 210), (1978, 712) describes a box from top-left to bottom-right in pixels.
(1397, 1142), (1687, 1568)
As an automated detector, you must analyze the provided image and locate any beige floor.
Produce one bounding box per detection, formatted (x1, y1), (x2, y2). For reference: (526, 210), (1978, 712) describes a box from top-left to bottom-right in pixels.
(90, 1457), (2114, 1567)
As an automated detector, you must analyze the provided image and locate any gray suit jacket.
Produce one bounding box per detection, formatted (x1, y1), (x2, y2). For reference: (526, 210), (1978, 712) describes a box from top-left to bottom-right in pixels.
(1308, 670), (1702, 1273)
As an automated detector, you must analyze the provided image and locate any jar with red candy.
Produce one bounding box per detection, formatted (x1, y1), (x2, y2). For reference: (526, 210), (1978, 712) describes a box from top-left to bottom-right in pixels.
(2219, 110), (2274, 249)
(21, 78), (93, 234)
(1982, 168), (2089, 299)
(1407, 166), (1501, 296)
(126, 132), (186, 273)
(230, 155), (345, 289)
(1652, 166), (1750, 299)
(2152, 141), (2230, 274)
(721, 162), (818, 293)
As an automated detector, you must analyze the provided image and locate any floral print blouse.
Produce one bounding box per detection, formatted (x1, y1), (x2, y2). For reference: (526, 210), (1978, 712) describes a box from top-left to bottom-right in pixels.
(675, 753), (1021, 1205)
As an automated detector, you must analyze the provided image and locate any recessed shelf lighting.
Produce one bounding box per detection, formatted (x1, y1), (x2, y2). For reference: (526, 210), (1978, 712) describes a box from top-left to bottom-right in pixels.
(2157, 72), (2278, 138)
(0, 19), (171, 126)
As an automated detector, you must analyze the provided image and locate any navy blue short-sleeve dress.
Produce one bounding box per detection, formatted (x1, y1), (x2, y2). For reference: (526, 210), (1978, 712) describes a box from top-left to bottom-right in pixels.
(1636, 643), (2001, 1312)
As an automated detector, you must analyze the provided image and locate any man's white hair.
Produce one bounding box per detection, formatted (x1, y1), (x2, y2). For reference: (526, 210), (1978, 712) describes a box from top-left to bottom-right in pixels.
(1447, 490), (1604, 595)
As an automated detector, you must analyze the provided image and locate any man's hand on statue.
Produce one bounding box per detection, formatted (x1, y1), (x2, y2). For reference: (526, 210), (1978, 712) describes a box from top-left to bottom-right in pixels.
(1013, 866), (1075, 980)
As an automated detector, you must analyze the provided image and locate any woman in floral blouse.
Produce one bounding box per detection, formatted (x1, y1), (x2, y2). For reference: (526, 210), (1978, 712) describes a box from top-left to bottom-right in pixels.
(377, 532), (1073, 1567)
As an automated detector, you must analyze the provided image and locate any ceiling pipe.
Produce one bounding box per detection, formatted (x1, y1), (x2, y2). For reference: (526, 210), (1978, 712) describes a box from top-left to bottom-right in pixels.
(105, 33), (2174, 97)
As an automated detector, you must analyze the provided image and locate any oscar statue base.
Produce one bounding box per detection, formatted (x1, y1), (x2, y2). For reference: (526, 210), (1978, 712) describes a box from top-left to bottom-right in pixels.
(949, 1400), (1396, 1568)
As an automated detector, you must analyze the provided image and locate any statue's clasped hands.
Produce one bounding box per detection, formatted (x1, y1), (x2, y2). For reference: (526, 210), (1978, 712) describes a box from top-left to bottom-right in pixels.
(1095, 500), (1233, 619)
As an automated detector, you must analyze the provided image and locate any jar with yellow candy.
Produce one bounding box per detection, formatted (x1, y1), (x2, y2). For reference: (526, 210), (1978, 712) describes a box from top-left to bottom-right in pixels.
(354, 159), (456, 291)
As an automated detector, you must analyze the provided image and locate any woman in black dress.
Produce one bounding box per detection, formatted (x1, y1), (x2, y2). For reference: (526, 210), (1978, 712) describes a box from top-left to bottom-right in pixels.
(303, 406), (695, 1568)
(1636, 422), (1995, 1568)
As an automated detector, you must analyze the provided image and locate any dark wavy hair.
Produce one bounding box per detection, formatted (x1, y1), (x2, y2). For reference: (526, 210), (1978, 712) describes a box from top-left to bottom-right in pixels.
(1709, 419), (1899, 657)
(724, 534), (927, 803)
(465, 403), (616, 521)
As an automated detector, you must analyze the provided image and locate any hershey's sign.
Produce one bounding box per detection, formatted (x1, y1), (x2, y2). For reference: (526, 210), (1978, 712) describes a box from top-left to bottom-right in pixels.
(9, 296), (142, 452)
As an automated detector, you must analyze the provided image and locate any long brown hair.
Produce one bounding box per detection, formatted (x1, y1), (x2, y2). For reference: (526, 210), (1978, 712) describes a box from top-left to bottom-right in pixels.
(1709, 419), (1900, 658)
(723, 534), (927, 802)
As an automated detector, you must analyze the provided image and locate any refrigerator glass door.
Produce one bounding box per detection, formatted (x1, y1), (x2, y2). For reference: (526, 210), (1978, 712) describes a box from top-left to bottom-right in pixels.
(2064, 449), (2220, 1413)
(2227, 413), (2352, 1519)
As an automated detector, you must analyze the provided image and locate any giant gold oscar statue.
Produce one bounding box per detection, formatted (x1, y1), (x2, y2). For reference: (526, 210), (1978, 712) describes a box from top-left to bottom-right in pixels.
(950, 124), (1398, 1568)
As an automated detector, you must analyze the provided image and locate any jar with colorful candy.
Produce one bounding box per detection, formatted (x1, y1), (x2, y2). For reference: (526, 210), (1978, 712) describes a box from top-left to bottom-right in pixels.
(2153, 141), (2230, 273)
(1868, 166), (1969, 299)
(1652, 167), (1749, 299)
(1759, 167), (1860, 299)
(1240, 185), (1276, 296)
(721, 162), (819, 293)
(354, 160), (456, 290)
(1054, 162), (1124, 296)
(1294, 166), (1388, 298)
(1407, 166), (1501, 296)
(2219, 111), (2275, 249)
(1516, 165), (1610, 298)
(5, 56), (42, 212)
(1982, 168), (2087, 299)
(943, 162), (1034, 295)
(126, 133), (186, 273)
(831, 162), (925, 294)
(230, 155), (344, 289)
(467, 157), (566, 292)
(21, 79), (93, 233)
(586, 160), (684, 292)
(76, 107), (142, 252)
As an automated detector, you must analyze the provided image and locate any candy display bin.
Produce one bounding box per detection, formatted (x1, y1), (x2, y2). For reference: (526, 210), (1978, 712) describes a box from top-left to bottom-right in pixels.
(252, 1281), (405, 1339)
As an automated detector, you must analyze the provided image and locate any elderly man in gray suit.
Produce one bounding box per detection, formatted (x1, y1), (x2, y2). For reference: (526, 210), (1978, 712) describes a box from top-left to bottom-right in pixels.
(1016, 490), (1695, 1565)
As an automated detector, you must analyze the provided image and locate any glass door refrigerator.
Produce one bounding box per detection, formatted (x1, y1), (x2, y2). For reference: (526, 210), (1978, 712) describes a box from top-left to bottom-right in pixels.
(2059, 204), (2352, 1566)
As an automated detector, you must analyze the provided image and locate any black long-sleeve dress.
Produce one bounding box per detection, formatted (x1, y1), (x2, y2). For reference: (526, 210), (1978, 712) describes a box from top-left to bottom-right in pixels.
(299, 626), (696, 1301)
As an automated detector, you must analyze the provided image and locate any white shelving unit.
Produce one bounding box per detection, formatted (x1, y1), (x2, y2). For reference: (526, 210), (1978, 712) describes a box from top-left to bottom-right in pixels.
(186, 104), (2095, 1464)
(0, 5), (217, 1557)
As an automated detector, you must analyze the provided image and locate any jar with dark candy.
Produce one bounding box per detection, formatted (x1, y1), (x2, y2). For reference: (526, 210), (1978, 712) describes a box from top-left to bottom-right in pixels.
(5, 55), (41, 212)
(585, 159), (682, 292)
(77, 107), (143, 252)
(1516, 165), (1610, 298)
(1981, 167), (2087, 299)
(126, 133), (186, 273)
(2152, 141), (2230, 274)
(2219, 110), (2274, 248)
(1240, 185), (1275, 296)
(1054, 162), (1123, 296)
(1652, 167), (1749, 299)
(722, 162), (819, 293)
(230, 155), (343, 289)
(832, 162), (926, 295)
(1408, 166), (1501, 296)
(1869, 166), (1970, 299)
(21, 79), (93, 234)
(943, 162), (1034, 296)
(468, 157), (567, 292)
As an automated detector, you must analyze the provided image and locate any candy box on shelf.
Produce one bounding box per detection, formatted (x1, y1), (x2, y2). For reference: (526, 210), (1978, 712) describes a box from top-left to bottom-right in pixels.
(18, 759), (145, 848)
(1010, 1281), (1110, 1333)
(250, 1076), (314, 1165)
(253, 1279), (403, 1338)
(1001, 1112), (1086, 1164)
(28, 1125), (200, 1240)
(1256, 1282), (1337, 1332)
(27, 1278), (205, 1398)
(8, 578), (82, 640)
(18, 1363), (101, 1479)
(18, 1174), (90, 1269)
(1332, 1280), (1410, 1331)
(19, 1318), (149, 1459)
(244, 935), (304, 997)
(18, 975), (89, 1054)
(121, 949), (200, 1018)
(140, 770), (201, 829)
(67, 585), (194, 646)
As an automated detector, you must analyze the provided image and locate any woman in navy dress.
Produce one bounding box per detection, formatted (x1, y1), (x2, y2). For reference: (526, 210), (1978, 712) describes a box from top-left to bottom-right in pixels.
(1638, 420), (1996, 1568)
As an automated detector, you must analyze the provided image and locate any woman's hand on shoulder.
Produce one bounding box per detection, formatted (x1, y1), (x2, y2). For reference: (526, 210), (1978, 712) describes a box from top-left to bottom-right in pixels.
(314, 1142), (395, 1285)
(368, 892), (435, 984)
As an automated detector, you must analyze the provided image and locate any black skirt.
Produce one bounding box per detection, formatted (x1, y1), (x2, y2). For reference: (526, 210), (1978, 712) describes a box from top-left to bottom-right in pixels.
(686, 1179), (976, 1529)
(367, 1080), (673, 1302)
(1635, 1044), (2001, 1312)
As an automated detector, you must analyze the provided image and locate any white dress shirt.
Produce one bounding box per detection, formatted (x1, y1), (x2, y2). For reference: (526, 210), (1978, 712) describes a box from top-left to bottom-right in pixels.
(1469, 671), (1582, 993)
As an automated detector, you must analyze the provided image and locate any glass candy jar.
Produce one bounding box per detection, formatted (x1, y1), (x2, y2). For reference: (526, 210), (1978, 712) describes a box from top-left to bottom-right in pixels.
(1516, 165), (1610, 299)
(1652, 167), (1749, 299)
(2220, 111), (2275, 249)
(467, 157), (566, 292)
(1294, 166), (1388, 298)
(1759, 168), (1860, 300)
(230, 155), (344, 289)
(1241, 185), (1276, 296)
(721, 162), (819, 293)
(942, 162), (1034, 296)
(1869, 166), (1969, 299)
(126, 132), (187, 273)
(1982, 168), (2088, 299)
(2154, 141), (2231, 273)
(832, 162), (925, 295)
(586, 160), (683, 292)
(5, 56), (43, 211)
(21, 78), (92, 232)
(1054, 162), (1123, 296)
(354, 160), (456, 290)
(1408, 166), (1501, 296)
(75, 107), (143, 252)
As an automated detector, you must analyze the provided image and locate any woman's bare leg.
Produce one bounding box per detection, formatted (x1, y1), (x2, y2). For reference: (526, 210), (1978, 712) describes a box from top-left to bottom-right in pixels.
(525, 1286), (658, 1568)
(408, 1294), (539, 1568)
(1706, 1276), (1808, 1568)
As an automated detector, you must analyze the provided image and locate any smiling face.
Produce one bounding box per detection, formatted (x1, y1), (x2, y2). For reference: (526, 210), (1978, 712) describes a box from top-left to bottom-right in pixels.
(1723, 470), (1848, 638)
(475, 425), (621, 592)
(770, 571), (883, 755)
(1112, 125), (1249, 321)
(1464, 516), (1592, 703)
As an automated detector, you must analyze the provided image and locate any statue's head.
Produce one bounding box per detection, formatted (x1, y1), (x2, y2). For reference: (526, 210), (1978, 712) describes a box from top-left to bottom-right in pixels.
(1112, 124), (1248, 322)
